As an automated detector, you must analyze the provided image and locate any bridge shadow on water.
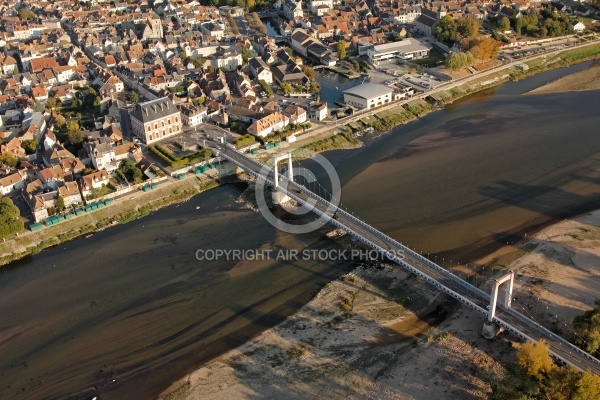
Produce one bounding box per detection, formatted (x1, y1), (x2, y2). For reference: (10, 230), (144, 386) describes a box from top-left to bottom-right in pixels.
(479, 180), (600, 221)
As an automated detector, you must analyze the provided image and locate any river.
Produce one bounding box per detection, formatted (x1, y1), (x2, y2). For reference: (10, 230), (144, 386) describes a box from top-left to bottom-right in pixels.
(1, 62), (599, 399)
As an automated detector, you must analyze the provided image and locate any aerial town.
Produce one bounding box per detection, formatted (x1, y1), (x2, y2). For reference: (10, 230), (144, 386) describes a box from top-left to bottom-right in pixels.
(1, 0), (600, 398)
(0, 0), (597, 232)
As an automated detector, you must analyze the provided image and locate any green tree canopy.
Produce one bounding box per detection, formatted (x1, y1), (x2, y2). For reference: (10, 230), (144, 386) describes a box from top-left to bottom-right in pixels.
(57, 196), (65, 212)
(128, 91), (139, 104)
(337, 40), (347, 60)
(458, 16), (480, 38)
(499, 17), (511, 32)
(280, 82), (292, 95)
(435, 15), (460, 43)
(0, 154), (18, 168)
(241, 49), (253, 62)
(22, 139), (38, 155)
(0, 197), (23, 239)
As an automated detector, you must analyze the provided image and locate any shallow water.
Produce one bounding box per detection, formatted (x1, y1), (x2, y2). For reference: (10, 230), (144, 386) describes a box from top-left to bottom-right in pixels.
(0, 62), (599, 399)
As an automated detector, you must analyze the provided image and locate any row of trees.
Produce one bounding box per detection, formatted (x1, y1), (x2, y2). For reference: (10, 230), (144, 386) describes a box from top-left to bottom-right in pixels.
(445, 51), (476, 70)
(444, 37), (500, 70)
(249, 12), (267, 35)
(490, 340), (600, 399)
(499, 9), (575, 37)
(226, 12), (239, 35)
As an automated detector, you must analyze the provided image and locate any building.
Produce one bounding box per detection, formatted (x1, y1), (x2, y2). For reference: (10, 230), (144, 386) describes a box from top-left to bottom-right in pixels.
(248, 112), (289, 137)
(309, 102), (328, 121)
(309, 0), (333, 15)
(208, 46), (243, 72)
(282, 105), (307, 124)
(130, 97), (182, 144)
(367, 38), (432, 64)
(283, 0), (304, 21)
(249, 57), (273, 84)
(290, 28), (337, 66)
(180, 104), (207, 127)
(142, 14), (164, 39)
(57, 181), (83, 208)
(343, 83), (393, 110)
(414, 7), (442, 37)
(80, 169), (110, 198)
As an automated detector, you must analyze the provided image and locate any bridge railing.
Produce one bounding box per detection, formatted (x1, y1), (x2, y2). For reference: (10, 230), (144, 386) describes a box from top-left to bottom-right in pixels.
(216, 144), (600, 373)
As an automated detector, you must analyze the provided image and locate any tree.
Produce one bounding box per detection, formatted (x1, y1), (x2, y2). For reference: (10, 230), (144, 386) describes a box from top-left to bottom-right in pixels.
(499, 17), (511, 32)
(280, 82), (292, 95)
(206, 65), (215, 73)
(574, 299), (600, 354)
(302, 65), (316, 81)
(458, 17), (480, 38)
(57, 196), (65, 212)
(467, 37), (500, 60)
(67, 130), (83, 147)
(0, 154), (17, 168)
(259, 80), (273, 96)
(47, 97), (61, 110)
(191, 57), (206, 68)
(0, 197), (23, 239)
(128, 91), (139, 104)
(517, 340), (554, 379)
(337, 40), (347, 60)
(119, 159), (143, 183)
(22, 139), (38, 155)
(241, 49), (253, 62)
(573, 370), (600, 400)
(246, 0), (255, 11)
(18, 9), (36, 20)
(515, 17), (524, 35)
(71, 96), (83, 109)
(435, 15), (460, 43)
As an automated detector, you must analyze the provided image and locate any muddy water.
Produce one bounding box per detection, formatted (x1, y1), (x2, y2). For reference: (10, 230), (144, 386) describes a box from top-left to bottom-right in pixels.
(334, 63), (600, 259)
(0, 187), (356, 399)
(1, 62), (599, 399)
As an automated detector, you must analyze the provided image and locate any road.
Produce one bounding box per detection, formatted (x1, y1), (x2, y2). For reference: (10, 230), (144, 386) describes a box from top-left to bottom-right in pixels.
(205, 139), (600, 375)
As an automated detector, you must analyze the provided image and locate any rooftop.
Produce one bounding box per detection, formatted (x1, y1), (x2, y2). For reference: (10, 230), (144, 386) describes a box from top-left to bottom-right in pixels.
(343, 83), (393, 100)
(131, 97), (179, 123)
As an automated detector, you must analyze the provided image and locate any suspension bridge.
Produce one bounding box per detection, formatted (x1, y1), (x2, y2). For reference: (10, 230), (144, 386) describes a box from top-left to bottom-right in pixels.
(205, 139), (600, 375)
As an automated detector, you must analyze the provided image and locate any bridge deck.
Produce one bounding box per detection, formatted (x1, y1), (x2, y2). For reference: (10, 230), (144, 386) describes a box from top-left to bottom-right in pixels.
(209, 141), (600, 375)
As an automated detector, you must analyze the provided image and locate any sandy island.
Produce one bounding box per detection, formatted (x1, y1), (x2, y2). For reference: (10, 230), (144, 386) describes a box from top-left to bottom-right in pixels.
(528, 60), (600, 94)
(156, 65), (600, 400)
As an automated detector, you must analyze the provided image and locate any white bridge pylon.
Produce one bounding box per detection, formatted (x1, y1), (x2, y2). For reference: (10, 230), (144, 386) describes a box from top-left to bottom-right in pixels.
(482, 270), (514, 339)
(271, 152), (294, 205)
(273, 152), (294, 188)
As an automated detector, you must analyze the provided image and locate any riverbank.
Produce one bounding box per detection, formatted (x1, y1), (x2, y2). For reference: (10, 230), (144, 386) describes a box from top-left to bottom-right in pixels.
(161, 206), (600, 400)
(157, 44), (600, 399)
(0, 165), (244, 267)
(259, 42), (600, 160)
